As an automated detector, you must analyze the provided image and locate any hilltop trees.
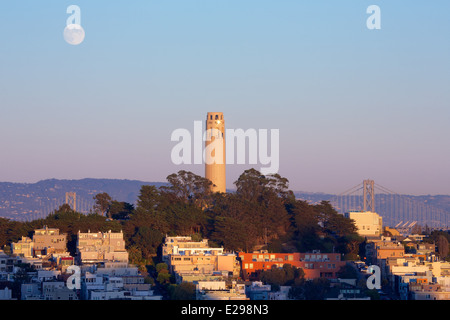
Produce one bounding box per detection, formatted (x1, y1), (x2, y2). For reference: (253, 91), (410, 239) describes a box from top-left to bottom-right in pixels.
(0, 168), (365, 268)
(285, 199), (361, 257)
(93, 192), (112, 217)
(207, 169), (293, 252)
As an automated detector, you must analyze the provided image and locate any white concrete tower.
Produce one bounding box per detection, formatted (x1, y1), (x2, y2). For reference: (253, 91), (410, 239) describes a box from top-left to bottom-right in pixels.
(205, 112), (226, 193)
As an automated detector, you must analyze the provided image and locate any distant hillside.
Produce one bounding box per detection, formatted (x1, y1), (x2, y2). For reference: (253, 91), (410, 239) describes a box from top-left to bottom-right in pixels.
(0, 179), (449, 224)
(0, 179), (166, 221)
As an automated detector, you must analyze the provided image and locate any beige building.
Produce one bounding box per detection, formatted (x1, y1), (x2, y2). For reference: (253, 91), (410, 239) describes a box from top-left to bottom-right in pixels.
(170, 253), (238, 277)
(11, 226), (68, 258)
(345, 211), (383, 238)
(76, 230), (128, 264)
(205, 112), (226, 193)
(33, 226), (67, 255)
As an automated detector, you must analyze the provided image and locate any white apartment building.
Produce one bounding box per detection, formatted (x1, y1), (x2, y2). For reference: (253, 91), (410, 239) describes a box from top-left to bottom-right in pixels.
(162, 236), (224, 263)
(345, 211), (382, 238)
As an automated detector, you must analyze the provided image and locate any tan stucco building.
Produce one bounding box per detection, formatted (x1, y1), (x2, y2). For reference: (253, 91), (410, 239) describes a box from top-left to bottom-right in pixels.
(76, 230), (128, 264)
(33, 226), (67, 255)
(11, 226), (67, 258)
(345, 211), (383, 238)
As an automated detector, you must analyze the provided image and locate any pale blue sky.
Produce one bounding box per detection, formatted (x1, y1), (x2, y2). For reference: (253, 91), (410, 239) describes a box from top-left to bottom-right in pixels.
(0, 1), (449, 195)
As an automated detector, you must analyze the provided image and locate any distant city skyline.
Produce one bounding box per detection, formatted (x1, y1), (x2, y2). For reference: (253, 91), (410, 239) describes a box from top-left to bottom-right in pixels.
(1, 1), (449, 195)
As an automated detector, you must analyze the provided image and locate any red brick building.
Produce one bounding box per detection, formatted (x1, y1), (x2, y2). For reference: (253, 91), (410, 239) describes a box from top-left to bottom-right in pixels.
(238, 251), (345, 280)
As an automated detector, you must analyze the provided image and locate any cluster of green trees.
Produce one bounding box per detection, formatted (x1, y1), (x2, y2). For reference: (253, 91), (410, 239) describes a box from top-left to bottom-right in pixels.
(0, 169), (365, 263)
(425, 231), (450, 261)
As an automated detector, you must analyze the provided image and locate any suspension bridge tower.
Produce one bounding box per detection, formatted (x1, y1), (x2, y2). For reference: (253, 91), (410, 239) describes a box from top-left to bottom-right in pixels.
(363, 179), (375, 212)
(65, 192), (77, 211)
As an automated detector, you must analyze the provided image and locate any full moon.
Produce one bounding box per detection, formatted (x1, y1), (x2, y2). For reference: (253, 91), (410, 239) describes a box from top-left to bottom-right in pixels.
(63, 24), (85, 45)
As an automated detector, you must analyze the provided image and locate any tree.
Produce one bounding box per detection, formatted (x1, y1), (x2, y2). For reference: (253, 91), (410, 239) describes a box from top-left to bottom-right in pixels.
(337, 264), (358, 279)
(156, 263), (172, 285)
(437, 235), (449, 260)
(260, 264), (305, 288)
(169, 282), (196, 300)
(93, 193), (112, 218)
(130, 226), (164, 259)
(160, 170), (213, 207)
(314, 201), (358, 237)
(136, 185), (160, 215)
(234, 169), (293, 203)
(285, 199), (322, 252)
(233, 169), (292, 246)
(108, 201), (134, 220)
(302, 278), (330, 300)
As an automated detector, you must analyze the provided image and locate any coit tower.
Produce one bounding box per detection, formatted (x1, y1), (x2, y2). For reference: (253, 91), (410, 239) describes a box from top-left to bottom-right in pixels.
(205, 112), (226, 193)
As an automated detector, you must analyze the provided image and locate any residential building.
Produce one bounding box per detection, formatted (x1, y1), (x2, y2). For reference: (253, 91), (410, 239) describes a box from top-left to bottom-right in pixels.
(81, 262), (163, 300)
(195, 281), (248, 300)
(344, 211), (383, 238)
(11, 237), (34, 258)
(170, 252), (238, 282)
(245, 281), (271, 300)
(33, 226), (67, 256)
(76, 230), (128, 264)
(0, 285), (12, 300)
(42, 281), (78, 300)
(21, 283), (42, 300)
(162, 236), (224, 263)
(11, 227), (68, 259)
(0, 250), (15, 273)
(409, 283), (450, 300)
(163, 235), (238, 283)
(239, 251), (345, 280)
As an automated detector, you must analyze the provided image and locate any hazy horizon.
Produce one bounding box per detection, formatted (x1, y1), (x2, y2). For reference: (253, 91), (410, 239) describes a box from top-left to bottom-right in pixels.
(0, 176), (449, 197)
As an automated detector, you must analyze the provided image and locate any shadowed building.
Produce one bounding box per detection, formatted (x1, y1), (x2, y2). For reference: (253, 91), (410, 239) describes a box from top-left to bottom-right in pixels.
(205, 112), (226, 193)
